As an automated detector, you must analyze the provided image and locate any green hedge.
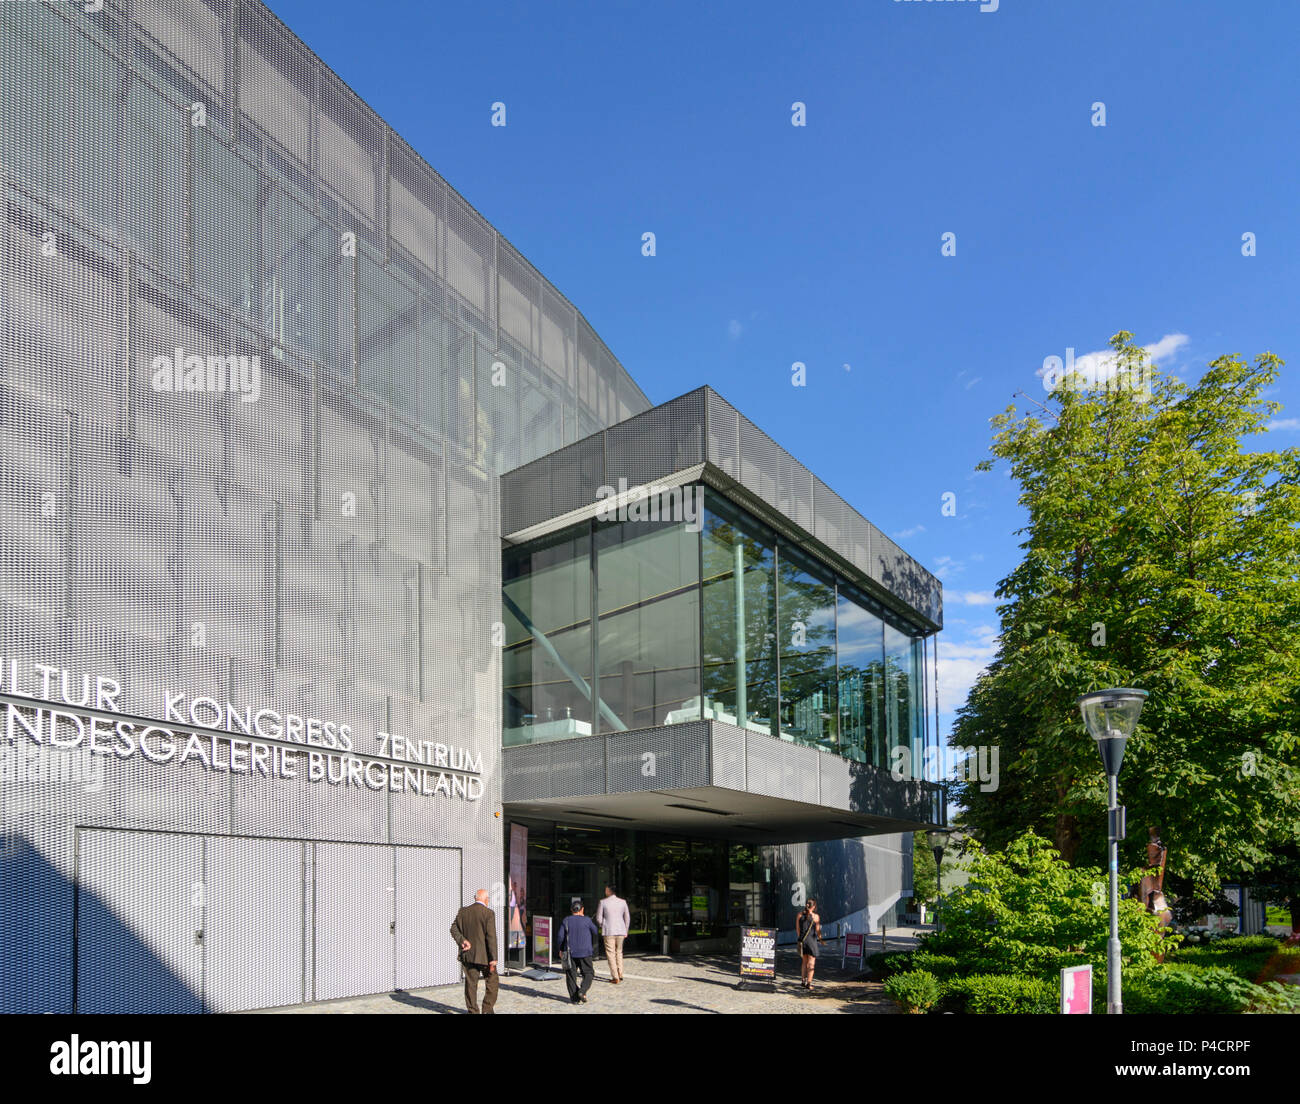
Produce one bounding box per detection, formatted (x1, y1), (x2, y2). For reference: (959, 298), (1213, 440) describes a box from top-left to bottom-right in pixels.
(880, 957), (1300, 1015)
(911, 951), (962, 978)
(1169, 935), (1300, 983)
(1120, 964), (1300, 1014)
(938, 974), (1057, 1015)
(866, 950), (914, 979)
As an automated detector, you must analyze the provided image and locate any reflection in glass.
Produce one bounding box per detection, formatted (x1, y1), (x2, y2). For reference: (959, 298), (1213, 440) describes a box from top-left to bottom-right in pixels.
(596, 518), (701, 731)
(885, 621), (923, 767)
(503, 526), (594, 744)
(836, 585), (884, 765)
(702, 493), (777, 734)
(777, 544), (838, 750)
(501, 489), (932, 766)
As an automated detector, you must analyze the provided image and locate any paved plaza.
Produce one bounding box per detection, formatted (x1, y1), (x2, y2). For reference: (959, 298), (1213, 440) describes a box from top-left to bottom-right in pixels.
(251, 929), (925, 1015)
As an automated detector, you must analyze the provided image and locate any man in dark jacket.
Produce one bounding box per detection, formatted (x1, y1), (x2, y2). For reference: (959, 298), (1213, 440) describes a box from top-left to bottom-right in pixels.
(450, 888), (499, 1013)
(557, 899), (599, 1005)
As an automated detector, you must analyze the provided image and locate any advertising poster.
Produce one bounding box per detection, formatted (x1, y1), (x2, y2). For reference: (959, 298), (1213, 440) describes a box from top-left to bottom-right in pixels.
(508, 824), (528, 949)
(844, 932), (865, 965)
(740, 926), (777, 980)
(1060, 964), (1092, 1014)
(532, 915), (552, 968)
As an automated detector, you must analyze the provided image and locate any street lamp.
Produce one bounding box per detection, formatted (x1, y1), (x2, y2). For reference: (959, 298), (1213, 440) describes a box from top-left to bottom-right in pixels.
(1078, 687), (1149, 1015)
(926, 828), (951, 930)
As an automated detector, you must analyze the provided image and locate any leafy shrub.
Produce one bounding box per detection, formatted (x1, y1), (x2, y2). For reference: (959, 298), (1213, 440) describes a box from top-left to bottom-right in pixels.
(866, 950), (914, 979)
(939, 974), (1057, 1015)
(1244, 981), (1300, 1014)
(910, 951), (961, 978)
(884, 969), (941, 1013)
(1171, 935), (1300, 982)
(1123, 965), (1258, 1014)
(1242, 977), (1300, 1014)
(918, 832), (1175, 981)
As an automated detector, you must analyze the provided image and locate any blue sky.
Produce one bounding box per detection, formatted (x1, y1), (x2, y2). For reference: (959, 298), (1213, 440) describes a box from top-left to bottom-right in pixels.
(265, 0), (1300, 734)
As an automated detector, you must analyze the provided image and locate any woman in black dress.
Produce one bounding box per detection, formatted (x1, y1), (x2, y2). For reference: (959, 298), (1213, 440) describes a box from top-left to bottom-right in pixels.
(797, 897), (822, 989)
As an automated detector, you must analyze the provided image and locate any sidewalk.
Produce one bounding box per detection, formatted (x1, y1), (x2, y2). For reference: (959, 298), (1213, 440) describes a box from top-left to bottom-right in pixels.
(249, 927), (929, 1015)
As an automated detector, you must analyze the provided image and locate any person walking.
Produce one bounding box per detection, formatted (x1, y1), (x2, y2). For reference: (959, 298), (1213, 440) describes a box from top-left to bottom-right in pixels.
(796, 897), (822, 990)
(450, 888), (499, 1014)
(557, 899), (599, 1005)
(595, 884), (630, 984)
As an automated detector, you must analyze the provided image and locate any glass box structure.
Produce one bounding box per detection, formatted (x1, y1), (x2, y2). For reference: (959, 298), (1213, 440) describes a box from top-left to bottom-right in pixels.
(504, 487), (929, 768)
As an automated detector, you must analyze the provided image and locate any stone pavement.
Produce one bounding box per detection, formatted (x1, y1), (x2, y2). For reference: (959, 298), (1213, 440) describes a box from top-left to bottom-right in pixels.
(251, 927), (926, 1015)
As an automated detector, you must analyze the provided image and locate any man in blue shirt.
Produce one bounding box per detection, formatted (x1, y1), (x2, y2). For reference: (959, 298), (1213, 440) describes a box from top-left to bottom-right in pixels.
(557, 899), (600, 1005)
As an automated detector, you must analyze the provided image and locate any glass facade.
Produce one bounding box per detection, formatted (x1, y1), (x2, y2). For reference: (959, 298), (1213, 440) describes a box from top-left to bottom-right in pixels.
(504, 487), (932, 768)
(595, 518), (701, 731)
(507, 818), (773, 955)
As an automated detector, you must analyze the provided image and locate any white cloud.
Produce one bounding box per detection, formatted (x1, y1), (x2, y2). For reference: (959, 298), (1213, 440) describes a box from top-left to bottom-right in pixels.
(964, 376), (982, 390)
(727, 319), (743, 340)
(937, 626), (999, 715)
(949, 590), (996, 606)
(1034, 332), (1189, 384)
(893, 524), (926, 539)
(1267, 418), (1300, 431)
(932, 555), (963, 581)
(1144, 333), (1190, 362)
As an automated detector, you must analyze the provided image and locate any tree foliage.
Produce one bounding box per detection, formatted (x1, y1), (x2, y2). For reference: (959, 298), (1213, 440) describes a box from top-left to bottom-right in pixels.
(952, 334), (1300, 898)
(921, 831), (1173, 978)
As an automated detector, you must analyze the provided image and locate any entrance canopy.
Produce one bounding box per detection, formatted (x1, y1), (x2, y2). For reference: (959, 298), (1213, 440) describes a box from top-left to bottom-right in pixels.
(502, 719), (943, 845)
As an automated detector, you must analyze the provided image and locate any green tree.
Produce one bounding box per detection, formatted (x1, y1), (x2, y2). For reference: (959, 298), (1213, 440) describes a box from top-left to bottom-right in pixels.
(922, 831), (1173, 979)
(911, 831), (938, 904)
(952, 333), (1300, 899)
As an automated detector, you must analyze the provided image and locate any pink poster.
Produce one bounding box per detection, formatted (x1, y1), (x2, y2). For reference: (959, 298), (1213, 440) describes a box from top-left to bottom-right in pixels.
(1060, 964), (1092, 1014)
(508, 824), (528, 948)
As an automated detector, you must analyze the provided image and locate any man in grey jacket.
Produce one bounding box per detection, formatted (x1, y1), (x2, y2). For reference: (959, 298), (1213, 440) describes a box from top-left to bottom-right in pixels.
(595, 884), (630, 984)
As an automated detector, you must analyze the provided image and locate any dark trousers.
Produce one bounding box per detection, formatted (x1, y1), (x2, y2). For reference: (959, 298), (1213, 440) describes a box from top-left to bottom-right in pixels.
(564, 955), (594, 1001)
(463, 963), (498, 1013)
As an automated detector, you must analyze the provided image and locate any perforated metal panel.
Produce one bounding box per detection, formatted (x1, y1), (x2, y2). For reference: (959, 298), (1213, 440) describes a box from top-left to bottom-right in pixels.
(394, 845), (460, 991)
(75, 829), (205, 1014)
(205, 835), (305, 1012)
(745, 736), (820, 805)
(604, 390), (706, 489)
(1, 0), (644, 1015)
(606, 722), (710, 791)
(312, 840), (391, 1001)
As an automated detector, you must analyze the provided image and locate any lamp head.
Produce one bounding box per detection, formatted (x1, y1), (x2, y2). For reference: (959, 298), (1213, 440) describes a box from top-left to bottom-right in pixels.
(1077, 688), (1148, 776)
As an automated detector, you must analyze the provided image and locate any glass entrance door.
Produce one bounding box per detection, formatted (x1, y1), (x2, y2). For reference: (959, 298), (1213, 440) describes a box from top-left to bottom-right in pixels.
(552, 859), (607, 919)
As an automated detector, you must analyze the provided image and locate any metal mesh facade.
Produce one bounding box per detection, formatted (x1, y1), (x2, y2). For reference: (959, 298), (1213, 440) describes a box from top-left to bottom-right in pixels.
(0, 0), (646, 1013)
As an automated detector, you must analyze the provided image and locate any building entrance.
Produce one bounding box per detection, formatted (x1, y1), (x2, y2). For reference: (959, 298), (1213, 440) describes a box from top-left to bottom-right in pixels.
(508, 819), (776, 956)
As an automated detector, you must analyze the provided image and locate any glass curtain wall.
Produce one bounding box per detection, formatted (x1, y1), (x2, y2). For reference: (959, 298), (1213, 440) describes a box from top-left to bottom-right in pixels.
(502, 527), (594, 744)
(595, 517), (701, 731)
(835, 582), (885, 765)
(503, 486), (932, 768)
(884, 621), (924, 767)
(776, 544), (839, 751)
(701, 494), (777, 733)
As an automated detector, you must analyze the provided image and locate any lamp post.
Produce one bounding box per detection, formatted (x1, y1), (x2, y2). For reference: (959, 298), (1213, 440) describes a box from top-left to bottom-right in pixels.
(1077, 687), (1148, 1015)
(925, 828), (950, 930)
